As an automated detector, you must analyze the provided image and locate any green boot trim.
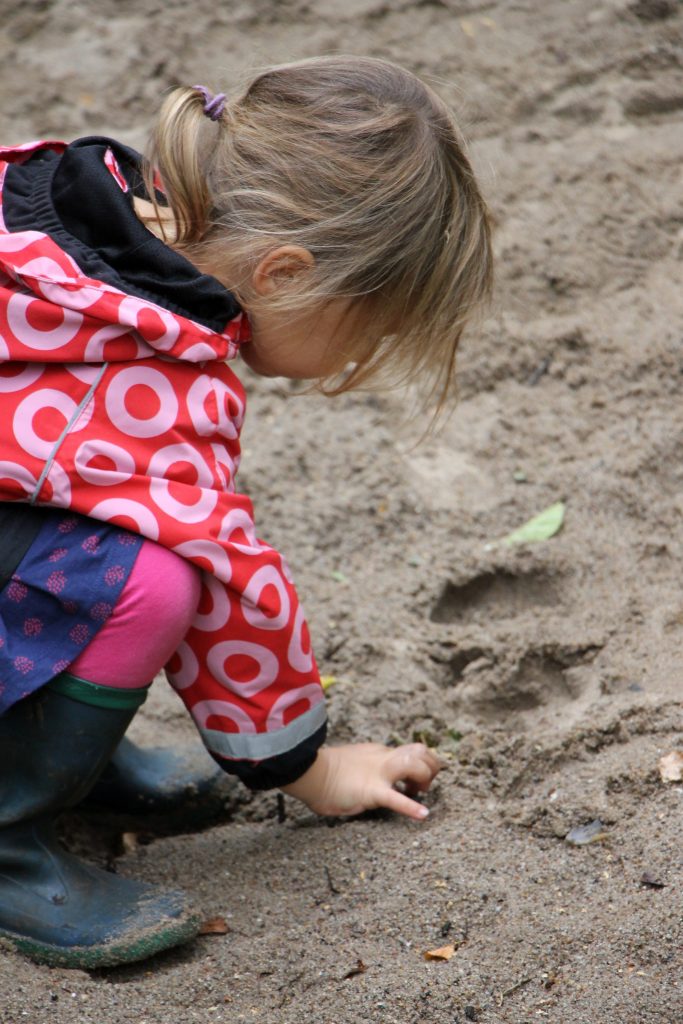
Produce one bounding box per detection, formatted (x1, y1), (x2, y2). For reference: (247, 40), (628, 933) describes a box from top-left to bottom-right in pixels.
(0, 908), (200, 969)
(47, 672), (149, 711)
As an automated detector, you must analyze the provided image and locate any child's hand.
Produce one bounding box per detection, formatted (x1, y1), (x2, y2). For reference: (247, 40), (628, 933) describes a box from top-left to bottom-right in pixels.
(281, 743), (442, 821)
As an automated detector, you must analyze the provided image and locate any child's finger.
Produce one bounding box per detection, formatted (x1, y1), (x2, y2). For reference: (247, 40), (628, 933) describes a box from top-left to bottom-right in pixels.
(390, 747), (441, 790)
(378, 785), (430, 821)
(396, 743), (443, 774)
(392, 755), (435, 791)
(417, 747), (443, 779)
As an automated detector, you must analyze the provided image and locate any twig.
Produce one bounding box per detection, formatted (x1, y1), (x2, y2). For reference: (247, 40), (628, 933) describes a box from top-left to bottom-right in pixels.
(324, 864), (341, 895)
(276, 793), (286, 823)
(494, 975), (533, 1007)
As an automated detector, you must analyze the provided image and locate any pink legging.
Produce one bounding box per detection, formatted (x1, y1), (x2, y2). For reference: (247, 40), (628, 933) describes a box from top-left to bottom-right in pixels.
(69, 538), (202, 688)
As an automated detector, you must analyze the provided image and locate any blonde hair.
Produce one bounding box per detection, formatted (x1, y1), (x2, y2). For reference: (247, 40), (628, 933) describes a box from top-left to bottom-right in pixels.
(145, 56), (492, 414)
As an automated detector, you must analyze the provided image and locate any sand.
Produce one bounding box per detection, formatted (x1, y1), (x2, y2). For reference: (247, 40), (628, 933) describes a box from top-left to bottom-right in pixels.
(0, 0), (681, 1021)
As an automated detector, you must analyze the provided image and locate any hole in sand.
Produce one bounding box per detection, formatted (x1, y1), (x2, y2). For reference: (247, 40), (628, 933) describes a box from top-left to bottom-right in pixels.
(500, 650), (578, 712)
(459, 645), (602, 726)
(448, 646), (488, 681)
(430, 570), (563, 625)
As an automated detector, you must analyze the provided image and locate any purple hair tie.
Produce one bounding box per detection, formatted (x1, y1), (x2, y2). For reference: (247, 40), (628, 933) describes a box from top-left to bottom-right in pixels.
(193, 84), (227, 122)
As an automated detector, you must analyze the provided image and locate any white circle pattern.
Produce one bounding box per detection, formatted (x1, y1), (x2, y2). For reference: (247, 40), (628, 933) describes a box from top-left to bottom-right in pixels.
(75, 439), (136, 485)
(148, 443), (218, 524)
(266, 684), (324, 730)
(118, 295), (180, 351)
(287, 605), (314, 674)
(167, 641), (200, 691)
(0, 364), (44, 392)
(241, 564), (291, 631)
(172, 539), (232, 583)
(89, 498), (161, 539)
(13, 389), (78, 459)
(0, 461), (39, 496)
(219, 506), (263, 554)
(0, 230), (45, 252)
(207, 640), (279, 698)
(191, 699), (258, 734)
(7, 292), (84, 350)
(85, 324), (146, 361)
(104, 366), (179, 438)
(191, 574), (231, 633)
(187, 375), (240, 441)
(45, 460), (72, 504)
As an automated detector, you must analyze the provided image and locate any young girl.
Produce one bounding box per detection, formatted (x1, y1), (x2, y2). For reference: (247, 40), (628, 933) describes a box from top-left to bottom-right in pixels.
(0, 56), (492, 968)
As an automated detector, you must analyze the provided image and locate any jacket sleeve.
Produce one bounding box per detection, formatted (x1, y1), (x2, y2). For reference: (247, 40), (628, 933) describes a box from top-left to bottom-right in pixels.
(164, 509), (327, 791)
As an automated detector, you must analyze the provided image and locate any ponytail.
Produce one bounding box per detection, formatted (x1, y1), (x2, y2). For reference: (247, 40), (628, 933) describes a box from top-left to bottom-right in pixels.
(144, 86), (223, 245)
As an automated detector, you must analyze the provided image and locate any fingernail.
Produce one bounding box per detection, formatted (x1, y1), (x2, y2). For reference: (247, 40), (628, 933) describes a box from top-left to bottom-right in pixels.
(418, 806), (429, 818)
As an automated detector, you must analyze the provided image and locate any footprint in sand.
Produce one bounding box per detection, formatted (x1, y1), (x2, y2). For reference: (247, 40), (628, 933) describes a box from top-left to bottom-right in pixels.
(430, 568), (563, 626)
(430, 567), (602, 729)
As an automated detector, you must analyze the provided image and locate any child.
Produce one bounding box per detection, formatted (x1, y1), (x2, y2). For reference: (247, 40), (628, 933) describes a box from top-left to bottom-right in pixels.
(0, 56), (492, 968)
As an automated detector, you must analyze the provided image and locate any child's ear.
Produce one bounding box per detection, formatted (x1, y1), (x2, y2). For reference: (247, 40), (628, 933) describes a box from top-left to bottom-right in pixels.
(251, 245), (314, 297)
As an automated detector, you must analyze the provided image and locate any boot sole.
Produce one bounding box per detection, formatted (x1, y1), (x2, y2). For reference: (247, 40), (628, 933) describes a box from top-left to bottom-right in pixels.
(0, 907), (201, 969)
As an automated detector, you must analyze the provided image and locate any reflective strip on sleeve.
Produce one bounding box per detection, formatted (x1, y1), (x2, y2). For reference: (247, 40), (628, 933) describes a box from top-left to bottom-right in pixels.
(199, 699), (327, 762)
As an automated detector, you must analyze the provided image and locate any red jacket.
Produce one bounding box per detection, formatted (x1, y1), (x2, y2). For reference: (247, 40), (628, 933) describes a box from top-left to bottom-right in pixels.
(0, 137), (325, 787)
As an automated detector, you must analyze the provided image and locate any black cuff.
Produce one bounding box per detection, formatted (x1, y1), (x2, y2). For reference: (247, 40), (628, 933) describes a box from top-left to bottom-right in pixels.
(209, 721), (327, 791)
(0, 503), (44, 590)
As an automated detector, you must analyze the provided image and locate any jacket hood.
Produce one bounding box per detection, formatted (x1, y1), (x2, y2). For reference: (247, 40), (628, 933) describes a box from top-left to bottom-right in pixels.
(0, 137), (249, 364)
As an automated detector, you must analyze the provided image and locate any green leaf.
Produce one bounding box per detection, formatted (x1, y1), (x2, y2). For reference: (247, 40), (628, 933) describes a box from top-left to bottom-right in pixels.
(501, 501), (565, 546)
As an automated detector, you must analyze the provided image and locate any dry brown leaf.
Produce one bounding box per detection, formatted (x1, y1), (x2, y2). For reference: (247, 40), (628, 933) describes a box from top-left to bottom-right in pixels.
(199, 917), (229, 935)
(658, 750), (683, 783)
(343, 959), (367, 980)
(424, 944), (456, 962)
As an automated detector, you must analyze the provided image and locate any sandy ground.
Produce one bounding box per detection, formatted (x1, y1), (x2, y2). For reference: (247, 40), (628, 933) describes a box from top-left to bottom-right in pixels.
(0, 0), (682, 1021)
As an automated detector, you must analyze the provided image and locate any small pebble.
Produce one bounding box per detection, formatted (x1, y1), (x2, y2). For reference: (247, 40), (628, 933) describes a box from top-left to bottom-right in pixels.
(565, 819), (609, 846)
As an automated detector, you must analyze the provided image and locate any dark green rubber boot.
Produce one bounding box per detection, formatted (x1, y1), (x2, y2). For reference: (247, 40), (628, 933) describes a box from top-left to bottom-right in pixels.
(82, 735), (244, 834)
(0, 675), (200, 968)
